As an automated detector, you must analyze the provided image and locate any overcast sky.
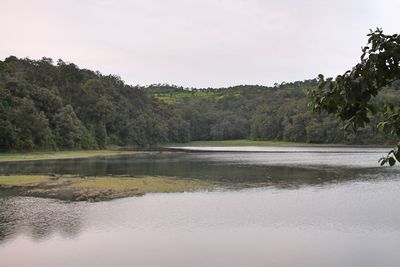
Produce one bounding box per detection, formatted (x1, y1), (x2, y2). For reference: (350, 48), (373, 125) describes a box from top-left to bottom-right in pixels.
(1, 0), (399, 88)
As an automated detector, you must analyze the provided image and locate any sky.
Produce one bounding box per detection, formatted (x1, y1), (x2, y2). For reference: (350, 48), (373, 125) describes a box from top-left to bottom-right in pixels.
(1, 0), (399, 88)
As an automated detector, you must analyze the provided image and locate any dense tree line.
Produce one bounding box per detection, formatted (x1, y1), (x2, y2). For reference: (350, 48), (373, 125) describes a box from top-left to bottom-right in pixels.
(0, 56), (188, 150)
(150, 81), (398, 145)
(0, 56), (397, 151)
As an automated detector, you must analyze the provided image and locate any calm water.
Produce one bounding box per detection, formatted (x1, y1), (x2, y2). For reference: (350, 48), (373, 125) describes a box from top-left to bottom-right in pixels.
(1, 147), (400, 267)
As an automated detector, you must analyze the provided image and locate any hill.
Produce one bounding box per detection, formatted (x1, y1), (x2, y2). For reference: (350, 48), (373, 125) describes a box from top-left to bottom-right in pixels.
(0, 56), (398, 151)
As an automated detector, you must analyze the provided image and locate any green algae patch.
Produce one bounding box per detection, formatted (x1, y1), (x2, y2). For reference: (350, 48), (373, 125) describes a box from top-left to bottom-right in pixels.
(73, 176), (210, 193)
(0, 150), (143, 162)
(0, 175), (50, 186)
(0, 175), (213, 202)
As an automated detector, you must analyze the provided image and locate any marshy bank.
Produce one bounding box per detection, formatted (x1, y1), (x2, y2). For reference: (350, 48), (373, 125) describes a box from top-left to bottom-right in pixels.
(0, 150), (147, 162)
(0, 175), (212, 202)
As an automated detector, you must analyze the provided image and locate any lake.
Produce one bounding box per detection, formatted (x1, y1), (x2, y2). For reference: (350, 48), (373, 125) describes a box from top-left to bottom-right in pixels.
(1, 147), (400, 267)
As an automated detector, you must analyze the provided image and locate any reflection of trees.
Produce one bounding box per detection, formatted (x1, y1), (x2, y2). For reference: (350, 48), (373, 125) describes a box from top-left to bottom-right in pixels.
(0, 153), (397, 245)
(0, 197), (85, 244)
(0, 157), (110, 176)
(0, 153), (396, 188)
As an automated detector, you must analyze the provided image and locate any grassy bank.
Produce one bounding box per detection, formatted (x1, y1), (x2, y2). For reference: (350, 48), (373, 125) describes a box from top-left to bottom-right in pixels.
(0, 175), (212, 202)
(165, 139), (339, 147)
(0, 150), (143, 162)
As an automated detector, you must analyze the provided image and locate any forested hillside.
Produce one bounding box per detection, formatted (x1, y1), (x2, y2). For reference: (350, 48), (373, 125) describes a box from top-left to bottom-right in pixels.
(148, 81), (399, 144)
(0, 56), (398, 151)
(0, 56), (187, 150)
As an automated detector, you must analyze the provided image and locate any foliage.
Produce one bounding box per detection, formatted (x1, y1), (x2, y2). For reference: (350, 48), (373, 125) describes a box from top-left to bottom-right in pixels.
(0, 55), (398, 152)
(308, 29), (400, 165)
(0, 57), (180, 150)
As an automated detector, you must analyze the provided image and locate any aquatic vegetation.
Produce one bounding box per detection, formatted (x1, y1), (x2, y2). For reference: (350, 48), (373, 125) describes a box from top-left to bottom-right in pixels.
(0, 175), (213, 202)
(0, 150), (143, 162)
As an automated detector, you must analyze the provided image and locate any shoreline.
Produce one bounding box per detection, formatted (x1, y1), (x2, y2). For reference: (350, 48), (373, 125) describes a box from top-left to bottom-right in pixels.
(0, 141), (393, 163)
(163, 139), (394, 148)
(163, 147), (390, 153)
(0, 150), (147, 163)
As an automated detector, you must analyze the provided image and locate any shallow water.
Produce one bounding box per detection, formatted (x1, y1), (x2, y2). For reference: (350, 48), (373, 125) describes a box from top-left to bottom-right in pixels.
(1, 147), (400, 267)
(0, 147), (396, 186)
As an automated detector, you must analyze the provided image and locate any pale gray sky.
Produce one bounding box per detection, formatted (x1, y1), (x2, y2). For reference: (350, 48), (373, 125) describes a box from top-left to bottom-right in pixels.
(1, 0), (399, 88)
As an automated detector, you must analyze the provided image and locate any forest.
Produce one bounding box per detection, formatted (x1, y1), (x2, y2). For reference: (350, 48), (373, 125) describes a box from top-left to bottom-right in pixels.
(0, 56), (399, 151)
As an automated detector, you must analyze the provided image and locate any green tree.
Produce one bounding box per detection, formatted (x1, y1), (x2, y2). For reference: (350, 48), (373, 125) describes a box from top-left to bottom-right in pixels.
(53, 105), (94, 149)
(251, 106), (282, 140)
(282, 113), (307, 142)
(0, 86), (16, 149)
(167, 113), (191, 143)
(309, 28), (400, 165)
(11, 98), (54, 150)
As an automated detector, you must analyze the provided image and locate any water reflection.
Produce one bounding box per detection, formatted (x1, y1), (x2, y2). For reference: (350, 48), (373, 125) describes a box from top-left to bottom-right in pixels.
(0, 150), (398, 189)
(0, 197), (84, 243)
(1, 148), (400, 266)
(0, 148), (399, 242)
(1, 183), (400, 267)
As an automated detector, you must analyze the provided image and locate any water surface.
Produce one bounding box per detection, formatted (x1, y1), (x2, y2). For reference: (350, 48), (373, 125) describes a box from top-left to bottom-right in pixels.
(1, 146), (399, 267)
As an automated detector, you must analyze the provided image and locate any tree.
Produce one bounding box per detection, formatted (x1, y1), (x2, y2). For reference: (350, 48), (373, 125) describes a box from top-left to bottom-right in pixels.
(1, 55), (396, 152)
(11, 98), (54, 150)
(309, 28), (400, 165)
(53, 105), (94, 149)
(282, 113), (307, 142)
(251, 108), (281, 140)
